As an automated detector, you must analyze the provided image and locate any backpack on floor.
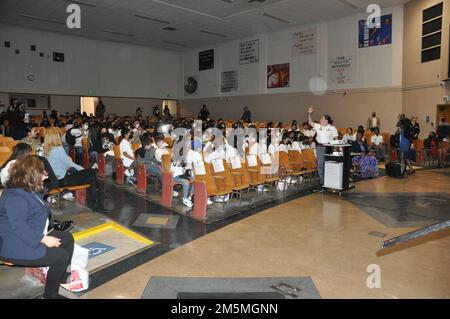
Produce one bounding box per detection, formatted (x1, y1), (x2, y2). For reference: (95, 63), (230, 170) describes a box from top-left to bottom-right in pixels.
(385, 161), (406, 178)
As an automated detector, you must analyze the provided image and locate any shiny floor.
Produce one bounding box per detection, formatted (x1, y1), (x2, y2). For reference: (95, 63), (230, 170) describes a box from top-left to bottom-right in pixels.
(83, 168), (450, 299)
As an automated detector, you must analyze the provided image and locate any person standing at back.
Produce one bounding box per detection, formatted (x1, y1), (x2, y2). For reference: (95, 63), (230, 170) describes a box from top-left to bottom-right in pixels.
(199, 105), (210, 122)
(307, 106), (338, 187)
(241, 106), (252, 123)
(367, 111), (381, 132)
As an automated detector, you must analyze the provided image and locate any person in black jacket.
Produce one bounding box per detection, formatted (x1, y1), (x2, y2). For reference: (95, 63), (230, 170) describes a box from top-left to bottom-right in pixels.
(0, 156), (74, 299)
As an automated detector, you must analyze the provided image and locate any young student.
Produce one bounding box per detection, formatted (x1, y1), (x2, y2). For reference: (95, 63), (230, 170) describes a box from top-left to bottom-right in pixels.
(135, 133), (162, 184)
(370, 127), (385, 161)
(119, 129), (137, 185)
(154, 135), (192, 207)
(342, 128), (355, 144)
(0, 156), (75, 299)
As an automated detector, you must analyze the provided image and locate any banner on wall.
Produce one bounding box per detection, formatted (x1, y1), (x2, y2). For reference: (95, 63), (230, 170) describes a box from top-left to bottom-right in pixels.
(358, 14), (392, 48)
(239, 39), (259, 65)
(184, 76), (199, 95)
(292, 29), (316, 56)
(328, 56), (354, 85)
(267, 63), (290, 89)
(221, 70), (238, 93)
(199, 49), (214, 71)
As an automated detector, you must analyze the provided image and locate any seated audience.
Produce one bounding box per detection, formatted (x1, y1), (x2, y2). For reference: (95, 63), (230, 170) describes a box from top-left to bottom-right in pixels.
(0, 156), (74, 299)
(44, 128), (101, 202)
(351, 132), (379, 178)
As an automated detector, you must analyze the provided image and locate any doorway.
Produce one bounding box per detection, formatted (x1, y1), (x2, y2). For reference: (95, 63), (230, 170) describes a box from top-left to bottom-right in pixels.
(436, 104), (450, 126)
(80, 96), (99, 116)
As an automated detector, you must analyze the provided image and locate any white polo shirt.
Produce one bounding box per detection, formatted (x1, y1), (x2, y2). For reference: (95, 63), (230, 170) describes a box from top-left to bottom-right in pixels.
(312, 123), (338, 145)
(371, 134), (383, 146)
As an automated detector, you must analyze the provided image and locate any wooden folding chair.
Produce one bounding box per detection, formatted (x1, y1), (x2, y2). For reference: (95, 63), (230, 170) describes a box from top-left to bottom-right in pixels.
(113, 145), (124, 185)
(81, 138), (90, 169)
(1, 140), (18, 150)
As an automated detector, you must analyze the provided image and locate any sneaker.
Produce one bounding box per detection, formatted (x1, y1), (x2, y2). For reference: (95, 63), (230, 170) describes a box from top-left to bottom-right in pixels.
(46, 196), (57, 204)
(128, 177), (137, 186)
(182, 198), (193, 208)
(124, 168), (132, 177)
(207, 198), (213, 205)
(62, 192), (75, 201)
(91, 163), (99, 170)
(172, 190), (179, 197)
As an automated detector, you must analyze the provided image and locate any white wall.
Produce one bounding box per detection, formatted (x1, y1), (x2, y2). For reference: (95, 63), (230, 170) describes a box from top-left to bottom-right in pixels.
(0, 24), (180, 99)
(181, 5), (404, 99)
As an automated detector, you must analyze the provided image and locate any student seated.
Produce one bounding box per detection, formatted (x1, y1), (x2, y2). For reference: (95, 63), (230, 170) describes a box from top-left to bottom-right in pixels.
(0, 156), (74, 299)
(135, 133), (162, 184)
(119, 128), (137, 185)
(154, 135), (193, 206)
(370, 127), (386, 161)
(100, 127), (116, 177)
(424, 132), (439, 165)
(342, 128), (355, 144)
(21, 124), (43, 155)
(351, 132), (379, 178)
(44, 127), (101, 202)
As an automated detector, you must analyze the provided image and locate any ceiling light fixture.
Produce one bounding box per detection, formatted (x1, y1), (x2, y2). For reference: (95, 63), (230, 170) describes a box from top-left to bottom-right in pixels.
(102, 29), (134, 37)
(134, 14), (170, 24)
(200, 30), (227, 38)
(20, 14), (65, 25)
(261, 12), (290, 24)
(162, 40), (188, 47)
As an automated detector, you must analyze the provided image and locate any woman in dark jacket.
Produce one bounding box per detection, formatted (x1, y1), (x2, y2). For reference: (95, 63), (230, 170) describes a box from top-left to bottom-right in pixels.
(0, 156), (74, 299)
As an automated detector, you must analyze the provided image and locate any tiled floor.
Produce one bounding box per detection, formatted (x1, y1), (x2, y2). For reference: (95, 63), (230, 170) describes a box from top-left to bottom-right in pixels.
(82, 168), (450, 299)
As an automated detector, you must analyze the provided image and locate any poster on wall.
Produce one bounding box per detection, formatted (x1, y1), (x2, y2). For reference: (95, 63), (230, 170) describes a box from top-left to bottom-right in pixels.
(267, 63), (290, 89)
(184, 76), (199, 95)
(221, 70), (238, 93)
(358, 14), (392, 48)
(328, 56), (354, 85)
(199, 49), (214, 71)
(292, 29), (316, 56)
(239, 39), (259, 65)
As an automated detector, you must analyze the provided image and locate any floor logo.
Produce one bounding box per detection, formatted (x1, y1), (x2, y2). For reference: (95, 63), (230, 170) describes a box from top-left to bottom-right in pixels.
(83, 242), (115, 259)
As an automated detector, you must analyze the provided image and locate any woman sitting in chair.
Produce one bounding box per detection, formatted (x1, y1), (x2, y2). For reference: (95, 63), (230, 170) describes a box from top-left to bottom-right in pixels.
(0, 156), (74, 299)
(351, 132), (379, 179)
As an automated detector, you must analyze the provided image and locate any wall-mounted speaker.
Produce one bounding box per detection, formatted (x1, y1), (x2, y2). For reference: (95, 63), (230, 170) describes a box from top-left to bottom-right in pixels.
(53, 52), (65, 62)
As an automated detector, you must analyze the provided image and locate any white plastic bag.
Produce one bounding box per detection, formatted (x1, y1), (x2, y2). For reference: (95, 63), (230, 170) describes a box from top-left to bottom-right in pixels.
(69, 244), (90, 292)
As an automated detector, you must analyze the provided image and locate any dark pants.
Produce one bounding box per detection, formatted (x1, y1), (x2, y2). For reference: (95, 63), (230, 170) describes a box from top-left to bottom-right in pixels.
(59, 169), (99, 198)
(74, 147), (83, 166)
(39, 156), (60, 192)
(4, 231), (74, 299)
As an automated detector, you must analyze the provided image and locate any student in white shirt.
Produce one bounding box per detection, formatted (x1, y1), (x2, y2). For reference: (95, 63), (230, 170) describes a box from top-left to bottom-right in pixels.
(155, 135), (192, 208)
(370, 127), (385, 161)
(342, 128), (355, 144)
(119, 128), (137, 185)
(308, 106), (338, 186)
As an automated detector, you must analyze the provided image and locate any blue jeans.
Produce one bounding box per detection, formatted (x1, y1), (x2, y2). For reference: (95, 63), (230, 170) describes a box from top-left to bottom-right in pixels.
(316, 146), (325, 185)
(173, 176), (192, 199)
(145, 164), (162, 183)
